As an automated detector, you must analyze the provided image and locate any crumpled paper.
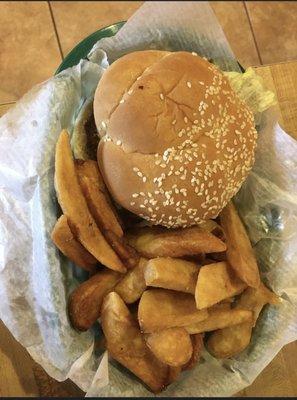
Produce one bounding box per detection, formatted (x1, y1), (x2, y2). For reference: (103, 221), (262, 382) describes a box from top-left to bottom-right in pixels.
(0, 1), (297, 397)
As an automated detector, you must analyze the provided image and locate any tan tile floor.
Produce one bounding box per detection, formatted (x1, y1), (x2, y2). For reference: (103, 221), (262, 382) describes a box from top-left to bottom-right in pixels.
(1, 1), (297, 397)
(1, 1), (296, 107)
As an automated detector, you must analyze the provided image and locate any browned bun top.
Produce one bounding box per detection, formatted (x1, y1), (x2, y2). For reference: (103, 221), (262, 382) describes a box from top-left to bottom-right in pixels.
(93, 50), (257, 228)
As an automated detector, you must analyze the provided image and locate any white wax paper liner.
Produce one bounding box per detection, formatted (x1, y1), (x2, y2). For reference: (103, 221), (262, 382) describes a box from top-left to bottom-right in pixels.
(0, 1), (297, 397)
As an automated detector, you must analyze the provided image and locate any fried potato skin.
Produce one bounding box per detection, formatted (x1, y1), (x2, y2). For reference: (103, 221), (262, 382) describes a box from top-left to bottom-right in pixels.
(144, 327), (193, 367)
(54, 130), (125, 272)
(195, 262), (246, 309)
(75, 159), (123, 237)
(185, 308), (252, 334)
(68, 270), (121, 331)
(144, 257), (199, 294)
(114, 258), (147, 304)
(101, 292), (169, 393)
(51, 215), (97, 272)
(126, 226), (226, 258)
(182, 333), (204, 371)
(219, 202), (260, 288)
(138, 289), (208, 333)
(207, 321), (253, 359)
(104, 229), (140, 269)
(236, 282), (280, 325)
(206, 282), (279, 358)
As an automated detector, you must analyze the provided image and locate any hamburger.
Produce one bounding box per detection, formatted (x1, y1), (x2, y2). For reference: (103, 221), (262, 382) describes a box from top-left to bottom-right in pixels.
(93, 50), (258, 228)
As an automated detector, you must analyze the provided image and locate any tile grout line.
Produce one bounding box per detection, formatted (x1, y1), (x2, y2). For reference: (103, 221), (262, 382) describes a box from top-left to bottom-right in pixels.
(243, 1), (263, 65)
(0, 101), (16, 106)
(47, 1), (64, 60)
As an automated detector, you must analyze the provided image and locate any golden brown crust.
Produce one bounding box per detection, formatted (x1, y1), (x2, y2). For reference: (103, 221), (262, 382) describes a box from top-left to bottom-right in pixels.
(75, 159), (123, 237)
(68, 270), (121, 331)
(54, 130), (126, 273)
(101, 292), (169, 393)
(94, 51), (257, 227)
(51, 214), (97, 272)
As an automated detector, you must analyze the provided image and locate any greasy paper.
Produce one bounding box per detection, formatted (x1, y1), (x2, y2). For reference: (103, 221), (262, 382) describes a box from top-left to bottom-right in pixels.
(0, 1), (296, 397)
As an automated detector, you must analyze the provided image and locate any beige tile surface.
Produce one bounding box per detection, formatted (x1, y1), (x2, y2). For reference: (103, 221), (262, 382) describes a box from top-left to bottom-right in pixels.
(211, 1), (260, 67)
(0, 103), (14, 117)
(50, 1), (143, 57)
(51, 1), (259, 68)
(0, 321), (38, 397)
(255, 61), (297, 138)
(0, 1), (61, 104)
(246, 1), (297, 64)
(244, 343), (297, 397)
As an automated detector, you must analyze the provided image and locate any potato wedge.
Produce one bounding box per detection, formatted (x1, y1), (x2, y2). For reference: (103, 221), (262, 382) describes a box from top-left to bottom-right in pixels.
(54, 130), (125, 273)
(185, 308), (252, 334)
(101, 292), (169, 393)
(104, 229), (140, 269)
(209, 252), (227, 262)
(167, 367), (181, 385)
(236, 282), (280, 325)
(51, 215), (97, 272)
(211, 302), (232, 311)
(138, 289), (208, 333)
(68, 270), (121, 331)
(75, 159), (139, 268)
(114, 258), (147, 304)
(195, 262), (246, 309)
(126, 226), (226, 259)
(144, 327), (193, 367)
(199, 220), (226, 242)
(206, 282), (279, 358)
(207, 321), (253, 359)
(144, 258), (199, 294)
(219, 202), (260, 288)
(75, 159), (123, 237)
(182, 334), (204, 370)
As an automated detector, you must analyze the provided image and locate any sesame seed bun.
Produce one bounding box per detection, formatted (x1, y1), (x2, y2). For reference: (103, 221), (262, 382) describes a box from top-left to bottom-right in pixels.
(93, 50), (257, 228)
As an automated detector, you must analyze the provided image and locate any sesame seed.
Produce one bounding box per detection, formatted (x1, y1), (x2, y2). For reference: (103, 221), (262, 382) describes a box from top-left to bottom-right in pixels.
(192, 51), (198, 56)
(143, 177), (147, 183)
(132, 193), (139, 198)
(101, 121), (106, 129)
(172, 119), (176, 125)
(187, 81), (192, 88)
(137, 171), (143, 177)
(130, 201), (135, 206)
(116, 140), (122, 146)
(160, 93), (164, 100)
(119, 99), (124, 104)
(136, 76), (141, 81)
(184, 116), (188, 124)
(128, 89), (133, 95)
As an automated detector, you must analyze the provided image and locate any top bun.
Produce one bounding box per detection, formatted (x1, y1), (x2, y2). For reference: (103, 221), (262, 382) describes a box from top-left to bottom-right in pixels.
(93, 50), (257, 228)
